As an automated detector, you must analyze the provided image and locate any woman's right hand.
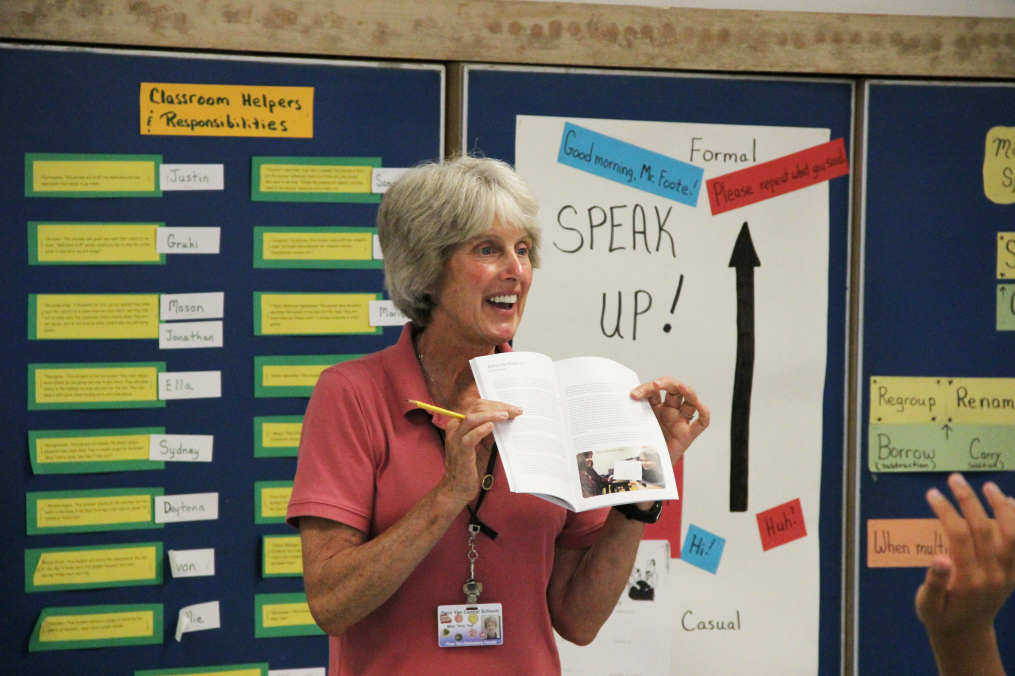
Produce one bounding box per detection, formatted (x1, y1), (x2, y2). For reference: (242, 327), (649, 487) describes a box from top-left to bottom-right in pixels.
(441, 400), (522, 506)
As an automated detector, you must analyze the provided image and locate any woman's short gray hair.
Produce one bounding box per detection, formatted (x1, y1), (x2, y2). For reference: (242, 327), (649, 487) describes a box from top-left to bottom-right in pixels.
(377, 156), (542, 326)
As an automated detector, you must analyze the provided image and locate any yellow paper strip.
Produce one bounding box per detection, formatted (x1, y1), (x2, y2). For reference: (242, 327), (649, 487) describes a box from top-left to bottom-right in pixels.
(33, 161), (155, 193)
(867, 519), (950, 567)
(262, 422), (303, 447)
(36, 435), (150, 464)
(35, 295), (160, 340)
(34, 367), (159, 404)
(264, 537), (303, 576)
(260, 487), (293, 519)
(262, 232), (373, 260)
(262, 602), (315, 628)
(870, 376), (1015, 424)
(39, 610), (153, 642)
(34, 547), (157, 586)
(141, 83), (313, 138)
(259, 164), (372, 194)
(998, 233), (1015, 279)
(261, 365), (330, 388)
(259, 293), (375, 335)
(37, 224), (160, 263)
(984, 126), (1015, 205)
(36, 495), (152, 529)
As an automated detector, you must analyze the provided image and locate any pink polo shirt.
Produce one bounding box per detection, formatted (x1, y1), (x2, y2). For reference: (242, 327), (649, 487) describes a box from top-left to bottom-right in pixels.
(287, 323), (608, 675)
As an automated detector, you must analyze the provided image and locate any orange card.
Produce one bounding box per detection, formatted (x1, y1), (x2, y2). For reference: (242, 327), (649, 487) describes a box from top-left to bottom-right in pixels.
(867, 519), (950, 567)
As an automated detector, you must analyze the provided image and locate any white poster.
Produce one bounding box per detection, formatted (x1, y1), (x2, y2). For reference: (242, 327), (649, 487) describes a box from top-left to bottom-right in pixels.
(515, 115), (829, 676)
(557, 540), (672, 675)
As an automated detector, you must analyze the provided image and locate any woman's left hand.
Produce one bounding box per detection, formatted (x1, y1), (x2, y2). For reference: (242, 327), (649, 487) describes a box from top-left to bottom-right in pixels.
(631, 377), (710, 464)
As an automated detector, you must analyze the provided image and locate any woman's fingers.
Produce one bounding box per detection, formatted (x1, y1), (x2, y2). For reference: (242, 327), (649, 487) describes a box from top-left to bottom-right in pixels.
(928, 484), (977, 585)
(949, 474), (997, 567)
(916, 556), (954, 622)
(983, 483), (1015, 575)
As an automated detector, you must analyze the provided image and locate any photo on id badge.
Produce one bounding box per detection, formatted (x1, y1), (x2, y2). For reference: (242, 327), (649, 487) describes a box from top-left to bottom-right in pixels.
(437, 603), (503, 647)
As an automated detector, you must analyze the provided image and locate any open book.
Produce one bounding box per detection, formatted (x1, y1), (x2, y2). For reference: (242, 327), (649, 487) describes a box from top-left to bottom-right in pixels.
(470, 352), (679, 512)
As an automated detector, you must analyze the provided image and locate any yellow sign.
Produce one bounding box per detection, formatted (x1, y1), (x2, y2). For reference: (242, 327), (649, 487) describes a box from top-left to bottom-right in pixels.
(36, 434), (150, 465)
(984, 126), (1015, 205)
(262, 602), (316, 627)
(260, 487), (293, 519)
(262, 422), (303, 447)
(33, 160), (156, 193)
(36, 224), (160, 263)
(262, 231), (374, 260)
(259, 293), (375, 335)
(141, 83), (313, 138)
(259, 164), (371, 193)
(39, 610), (154, 642)
(33, 294), (160, 340)
(34, 366), (159, 404)
(262, 364), (330, 389)
(36, 495), (152, 529)
(34, 547), (158, 586)
(264, 536), (304, 576)
(870, 376), (1015, 424)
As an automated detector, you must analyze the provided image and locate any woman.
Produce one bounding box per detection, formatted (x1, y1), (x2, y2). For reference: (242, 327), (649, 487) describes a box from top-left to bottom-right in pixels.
(636, 449), (666, 488)
(578, 451), (611, 498)
(287, 157), (710, 675)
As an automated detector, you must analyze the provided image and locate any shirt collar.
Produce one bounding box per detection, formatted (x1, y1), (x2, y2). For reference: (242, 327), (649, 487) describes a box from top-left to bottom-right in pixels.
(389, 322), (513, 430)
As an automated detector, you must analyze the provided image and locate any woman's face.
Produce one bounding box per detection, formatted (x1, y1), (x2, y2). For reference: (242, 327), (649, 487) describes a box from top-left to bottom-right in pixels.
(639, 453), (657, 471)
(432, 219), (533, 347)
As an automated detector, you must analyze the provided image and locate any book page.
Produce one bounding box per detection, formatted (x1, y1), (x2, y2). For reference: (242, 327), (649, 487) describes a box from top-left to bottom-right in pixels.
(470, 353), (575, 504)
(554, 357), (678, 510)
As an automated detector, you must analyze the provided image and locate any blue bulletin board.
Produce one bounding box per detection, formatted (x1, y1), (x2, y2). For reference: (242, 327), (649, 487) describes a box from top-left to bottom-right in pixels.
(0, 44), (442, 675)
(462, 65), (853, 676)
(857, 81), (1015, 675)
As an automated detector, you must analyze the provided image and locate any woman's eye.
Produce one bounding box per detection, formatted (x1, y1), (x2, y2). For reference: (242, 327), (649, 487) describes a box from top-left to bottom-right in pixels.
(479, 246), (494, 255)
(516, 246), (529, 256)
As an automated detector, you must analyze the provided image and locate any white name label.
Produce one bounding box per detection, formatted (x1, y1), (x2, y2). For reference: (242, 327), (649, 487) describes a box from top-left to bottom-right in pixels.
(270, 669), (327, 676)
(168, 548), (215, 578)
(373, 233), (383, 260)
(156, 493), (219, 523)
(160, 292), (224, 321)
(156, 227), (221, 254)
(371, 167), (409, 193)
(369, 300), (407, 327)
(159, 320), (223, 350)
(175, 600), (221, 642)
(149, 434), (214, 462)
(160, 164), (224, 191)
(158, 371), (222, 400)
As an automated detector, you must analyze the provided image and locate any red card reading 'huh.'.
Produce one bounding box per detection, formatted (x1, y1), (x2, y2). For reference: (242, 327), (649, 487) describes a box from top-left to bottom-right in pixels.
(756, 498), (808, 551)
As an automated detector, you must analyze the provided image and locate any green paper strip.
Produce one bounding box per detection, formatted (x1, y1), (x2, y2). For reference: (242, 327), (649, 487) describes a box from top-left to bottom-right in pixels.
(251, 156), (381, 203)
(28, 222), (166, 265)
(254, 592), (324, 638)
(998, 284), (1015, 331)
(27, 487), (165, 535)
(29, 603), (163, 651)
(29, 427), (165, 474)
(28, 362), (167, 411)
(262, 534), (303, 578)
(25, 541), (163, 592)
(252, 292), (382, 336)
(254, 481), (294, 524)
(253, 226), (382, 269)
(254, 416), (303, 457)
(254, 355), (360, 398)
(25, 153), (162, 198)
(136, 665), (269, 676)
(869, 423), (1015, 472)
(28, 294), (162, 341)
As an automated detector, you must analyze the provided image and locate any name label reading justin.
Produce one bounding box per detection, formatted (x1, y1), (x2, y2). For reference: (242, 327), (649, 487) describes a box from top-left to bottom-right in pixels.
(141, 83), (313, 138)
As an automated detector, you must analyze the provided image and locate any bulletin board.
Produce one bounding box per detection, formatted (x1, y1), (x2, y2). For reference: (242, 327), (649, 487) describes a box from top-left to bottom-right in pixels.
(462, 65), (853, 676)
(856, 81), (1015, 675)
(0, 44), (443, 675)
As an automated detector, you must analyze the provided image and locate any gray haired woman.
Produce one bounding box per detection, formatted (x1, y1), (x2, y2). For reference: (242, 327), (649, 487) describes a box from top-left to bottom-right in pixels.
(287, 156), (710, 675)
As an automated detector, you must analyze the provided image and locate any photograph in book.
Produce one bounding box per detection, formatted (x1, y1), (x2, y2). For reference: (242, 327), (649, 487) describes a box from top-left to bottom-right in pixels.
(470, 351), (678, 512)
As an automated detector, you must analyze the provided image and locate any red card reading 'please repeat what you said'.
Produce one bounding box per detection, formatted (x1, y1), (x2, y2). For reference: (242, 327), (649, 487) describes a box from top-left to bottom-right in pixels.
(706, 138), (849, 215)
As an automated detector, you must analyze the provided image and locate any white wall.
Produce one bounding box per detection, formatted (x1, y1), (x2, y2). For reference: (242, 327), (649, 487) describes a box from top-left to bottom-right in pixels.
(527, 0), (1015, 18)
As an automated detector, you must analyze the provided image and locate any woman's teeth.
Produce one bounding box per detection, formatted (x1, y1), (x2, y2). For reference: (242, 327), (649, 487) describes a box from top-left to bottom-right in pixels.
(487, 294), (517, 309)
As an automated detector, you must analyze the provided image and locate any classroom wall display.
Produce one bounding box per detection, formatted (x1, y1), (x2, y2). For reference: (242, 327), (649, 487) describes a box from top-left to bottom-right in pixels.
(856, 80), (1015, 676)
(0, 44), (443, 674)
(463, 65), (852, 676)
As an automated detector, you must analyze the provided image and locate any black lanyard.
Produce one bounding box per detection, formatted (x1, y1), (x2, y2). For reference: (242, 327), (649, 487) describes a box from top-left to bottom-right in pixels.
(438, 429), (499, 540)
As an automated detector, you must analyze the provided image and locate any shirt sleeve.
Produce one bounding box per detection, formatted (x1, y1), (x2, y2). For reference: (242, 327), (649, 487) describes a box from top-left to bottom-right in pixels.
(555, 507), (609, 549)
(286, 367), (378, 534)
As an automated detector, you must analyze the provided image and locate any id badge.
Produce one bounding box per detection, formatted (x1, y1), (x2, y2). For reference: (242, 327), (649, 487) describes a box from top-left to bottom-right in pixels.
(437, 603), (503, 647)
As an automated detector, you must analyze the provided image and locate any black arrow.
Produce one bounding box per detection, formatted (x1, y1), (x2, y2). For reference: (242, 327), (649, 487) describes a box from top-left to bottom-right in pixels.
(942, 424), (952, 440)
(729, 222), (760, 512)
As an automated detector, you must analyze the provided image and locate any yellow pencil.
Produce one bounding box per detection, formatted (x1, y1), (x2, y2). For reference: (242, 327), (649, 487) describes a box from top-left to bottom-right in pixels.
(406, 399), (466, 419)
